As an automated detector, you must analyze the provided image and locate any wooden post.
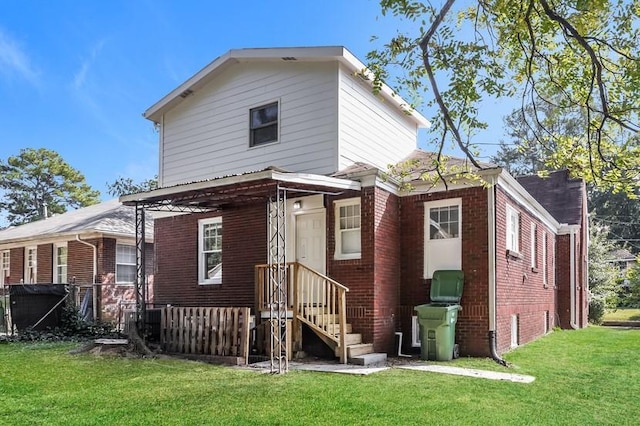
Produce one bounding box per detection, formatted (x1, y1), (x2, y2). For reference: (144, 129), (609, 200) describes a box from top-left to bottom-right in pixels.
(339, 289), (347, 364)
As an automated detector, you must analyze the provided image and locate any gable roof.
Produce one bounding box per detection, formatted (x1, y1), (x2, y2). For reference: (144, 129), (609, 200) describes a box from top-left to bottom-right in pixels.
(143, 46), (429, 128)
(0, 199), (154, 246)
(516, 170), (586, 225)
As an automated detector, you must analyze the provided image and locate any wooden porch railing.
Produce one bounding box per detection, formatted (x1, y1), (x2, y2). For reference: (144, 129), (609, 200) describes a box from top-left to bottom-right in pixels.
(255, 262), (349, 363)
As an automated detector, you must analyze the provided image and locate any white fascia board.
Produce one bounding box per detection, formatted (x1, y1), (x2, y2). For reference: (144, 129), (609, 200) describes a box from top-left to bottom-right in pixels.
(143, 46), (430, 128)
(121, 170), (361, 204)
(402, 168), (502, 196)
(0, 231), (104, 250)
(558, 224), (581, 235)
(497, 171), (561, 232)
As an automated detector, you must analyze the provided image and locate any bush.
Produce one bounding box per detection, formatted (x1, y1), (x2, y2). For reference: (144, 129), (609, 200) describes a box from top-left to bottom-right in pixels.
(589, 294), (607, 325)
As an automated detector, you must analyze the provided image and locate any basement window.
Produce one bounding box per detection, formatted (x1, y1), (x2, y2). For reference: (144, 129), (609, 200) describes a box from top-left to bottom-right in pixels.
(249, 101), (279, 147)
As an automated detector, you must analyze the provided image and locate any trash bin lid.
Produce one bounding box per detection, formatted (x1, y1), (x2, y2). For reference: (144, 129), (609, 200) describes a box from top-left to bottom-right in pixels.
(430, 270), (464, 303)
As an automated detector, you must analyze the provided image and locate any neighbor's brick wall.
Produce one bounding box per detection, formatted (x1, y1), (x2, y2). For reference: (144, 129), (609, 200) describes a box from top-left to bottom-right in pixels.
(495, 187), (556, 354)
(8, 248), (24, 284)
(68, 239), (99, 284)
(556, 234), (572, 329)
(154, 202), (266, 309)
(37, 244), (53, 283)
(400, 186), (490, 357)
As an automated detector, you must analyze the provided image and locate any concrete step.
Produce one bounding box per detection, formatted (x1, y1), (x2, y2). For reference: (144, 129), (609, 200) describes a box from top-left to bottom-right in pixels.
(349, 352), (387, 367)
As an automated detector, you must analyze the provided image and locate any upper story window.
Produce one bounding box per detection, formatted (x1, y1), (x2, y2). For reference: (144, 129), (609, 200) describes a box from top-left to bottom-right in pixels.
(334, 198), (361, 260)
(429, 204), (460, 240)
(424, 198), (462, 279)
(25, 247), (37, 283)
(199, 217), (222, 285)
(506, 205), (520, 254)
(53, 243), (68, 284)
(116, 244), (136, 284)
(1, 250), (9, 285)
(250, 101), (279, 147)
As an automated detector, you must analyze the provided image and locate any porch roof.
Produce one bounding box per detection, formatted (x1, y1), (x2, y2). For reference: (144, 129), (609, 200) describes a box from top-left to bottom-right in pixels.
(119, 167), (361, 211)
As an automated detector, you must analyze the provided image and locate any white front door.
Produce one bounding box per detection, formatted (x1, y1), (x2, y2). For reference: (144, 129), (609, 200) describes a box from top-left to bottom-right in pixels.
(295, 212), (326, 274)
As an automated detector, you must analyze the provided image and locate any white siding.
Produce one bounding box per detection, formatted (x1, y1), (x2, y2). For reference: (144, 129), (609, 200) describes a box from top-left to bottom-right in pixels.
(160, 62), (339, 186)
(337, 64), (418, 171)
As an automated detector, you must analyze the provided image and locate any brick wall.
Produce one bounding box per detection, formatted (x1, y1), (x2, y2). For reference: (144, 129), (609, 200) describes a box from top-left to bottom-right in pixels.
(8, 248), (24, 284)
(400, 186), (490, 357)
(154, 202), (266, 309)
(495, 187), (556, 353)
(37, 244), (53, 283)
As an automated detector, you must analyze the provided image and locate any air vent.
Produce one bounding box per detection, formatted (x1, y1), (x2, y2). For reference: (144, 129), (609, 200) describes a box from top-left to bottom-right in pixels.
(281, 57), (297, 61)
(180, 89), (194, 98)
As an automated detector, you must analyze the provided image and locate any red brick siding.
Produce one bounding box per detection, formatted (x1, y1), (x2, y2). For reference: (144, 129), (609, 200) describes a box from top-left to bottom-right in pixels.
(8, 248), (24, 284)
(154, 202), (266, 309)
(37, 244), (53, 283)
(495, 187), (556, 353)
(400, 187), (490, 357)
(68, 239), (99, 284)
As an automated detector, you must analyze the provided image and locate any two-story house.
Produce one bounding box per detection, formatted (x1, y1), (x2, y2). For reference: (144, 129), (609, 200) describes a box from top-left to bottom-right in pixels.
(121, 46), (588, 364)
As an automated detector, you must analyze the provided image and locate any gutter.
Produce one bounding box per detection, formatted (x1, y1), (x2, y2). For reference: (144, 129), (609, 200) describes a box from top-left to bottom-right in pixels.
(75, 235), (98, 321)
(487, 183), (507, 366)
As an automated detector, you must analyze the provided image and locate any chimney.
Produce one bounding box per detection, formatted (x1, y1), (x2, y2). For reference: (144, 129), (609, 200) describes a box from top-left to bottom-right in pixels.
(42, 202), (48, 220)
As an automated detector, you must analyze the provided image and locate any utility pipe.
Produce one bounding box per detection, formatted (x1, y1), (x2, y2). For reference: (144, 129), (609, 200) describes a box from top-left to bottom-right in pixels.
(75, 235), (98, 321)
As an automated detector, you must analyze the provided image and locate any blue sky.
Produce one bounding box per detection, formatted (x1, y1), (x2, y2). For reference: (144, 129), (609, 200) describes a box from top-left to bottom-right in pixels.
(0, 0), (512, 201)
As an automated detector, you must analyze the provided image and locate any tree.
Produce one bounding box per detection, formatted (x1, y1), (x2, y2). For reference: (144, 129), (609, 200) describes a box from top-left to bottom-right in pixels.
(0, 148), (100, 226)
(107, 176), (158, 197)
(367, 0), (639, 193)
(588, 225), (624, 323)
(623, 260), (640, 308)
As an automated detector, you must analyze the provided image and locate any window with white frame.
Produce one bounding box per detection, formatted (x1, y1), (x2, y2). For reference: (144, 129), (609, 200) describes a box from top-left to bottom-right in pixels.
(542, 232), (548, 285)
(116, 244), (136, 284)
(53, 243), (68, 284)
(334, 198), (361, 260)
(199, 217), (222, 285)
(249, 101), (278, 147)
(1, 250), (9, 285)
(530, 223), (538, 269)
(506, 205), (520, 253)
(424, 198), (462, 278)
(25, 247), (37, 283)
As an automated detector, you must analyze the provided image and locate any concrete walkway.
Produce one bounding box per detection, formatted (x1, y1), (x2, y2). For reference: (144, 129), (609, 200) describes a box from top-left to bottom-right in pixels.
(398, 364), (535, 383)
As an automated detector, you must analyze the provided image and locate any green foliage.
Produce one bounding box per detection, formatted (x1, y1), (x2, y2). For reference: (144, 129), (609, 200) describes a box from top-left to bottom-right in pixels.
(588, 225), (623, 311)
(623, 261), (640, 308)
(107, 175), (158, 197)
(0, 148), (100, 226)
(369, 0), (640, 193)
(589, 187), (640, 254)
(589, 294), (607, 324)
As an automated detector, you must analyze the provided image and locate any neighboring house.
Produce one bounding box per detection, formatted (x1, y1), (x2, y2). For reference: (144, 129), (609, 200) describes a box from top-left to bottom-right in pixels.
(0, 199), (154, 324)
(121, 46), (588, 362)
(607, 248), (636, 274)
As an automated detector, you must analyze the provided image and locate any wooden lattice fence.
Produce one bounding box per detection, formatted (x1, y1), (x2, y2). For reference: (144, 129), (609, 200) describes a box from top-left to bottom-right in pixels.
(161, 307), (251, 363)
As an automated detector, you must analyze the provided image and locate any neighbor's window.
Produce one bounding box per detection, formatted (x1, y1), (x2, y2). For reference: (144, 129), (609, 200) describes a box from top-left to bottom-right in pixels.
(116, 244), (136, 284)
(199, 217), (222, 285)
(334, 198), (361, 260)
(53, 243), (68, 284)
(506, 205), (520, 253)
(25, 247), (37, 283)
(250, 101), (278, 147)
(1, 250), (9, 285)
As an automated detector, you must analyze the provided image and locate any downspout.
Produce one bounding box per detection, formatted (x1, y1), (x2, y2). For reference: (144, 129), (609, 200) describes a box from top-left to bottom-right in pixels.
(76, 235), (98, 321)
(487, 183), (507, 366)
(570, 229), (578, 329)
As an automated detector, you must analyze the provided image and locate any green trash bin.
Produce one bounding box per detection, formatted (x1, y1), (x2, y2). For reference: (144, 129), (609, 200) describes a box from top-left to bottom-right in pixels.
(414, 270), (464, 361)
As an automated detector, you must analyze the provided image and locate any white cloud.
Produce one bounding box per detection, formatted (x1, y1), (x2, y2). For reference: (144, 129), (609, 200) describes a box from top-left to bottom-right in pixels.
(0, 28), (39, 85)
(72, 39), (106, 90)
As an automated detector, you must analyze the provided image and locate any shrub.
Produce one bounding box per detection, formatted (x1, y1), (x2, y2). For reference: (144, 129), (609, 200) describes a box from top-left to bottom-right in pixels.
(589, 294), (607, 325)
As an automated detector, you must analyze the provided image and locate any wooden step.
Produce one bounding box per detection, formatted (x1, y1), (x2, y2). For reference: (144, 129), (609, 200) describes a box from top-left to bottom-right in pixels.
(324, 323), (352, 334)
(336, 343), (374, 358)
(343, 333), (362, 346)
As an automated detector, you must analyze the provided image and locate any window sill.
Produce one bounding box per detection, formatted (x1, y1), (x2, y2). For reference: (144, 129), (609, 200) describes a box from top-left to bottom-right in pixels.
(199, 281), (222, 286)
(248, 140), (279, 150)
(334, 253), (361, 261)
(506, 249), (523, 260)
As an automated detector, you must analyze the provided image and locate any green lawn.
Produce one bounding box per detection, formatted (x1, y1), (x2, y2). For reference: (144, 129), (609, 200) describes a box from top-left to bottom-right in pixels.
(603, 308), (640, 321)
(1, 327), (639, 425)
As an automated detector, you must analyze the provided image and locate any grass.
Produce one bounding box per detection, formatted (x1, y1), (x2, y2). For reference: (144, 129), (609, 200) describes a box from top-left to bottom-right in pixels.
(1, 327), (639, 425)
(603, 308), (640, 321)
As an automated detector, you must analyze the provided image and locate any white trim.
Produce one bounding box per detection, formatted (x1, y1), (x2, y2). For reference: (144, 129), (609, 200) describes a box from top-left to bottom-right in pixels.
(24, 246), (37, 283)
(1, 250), (9, 285)
(0, 231), (151, 250)
(505, 204), (521, 254)
(423, 197), (462, 279)
(334, 197), (361, 260)
(115, 243), (137, 285)
(198, 217), (223, 285)
(511, 314), (519, 348)
(53, 242), (68, 284)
